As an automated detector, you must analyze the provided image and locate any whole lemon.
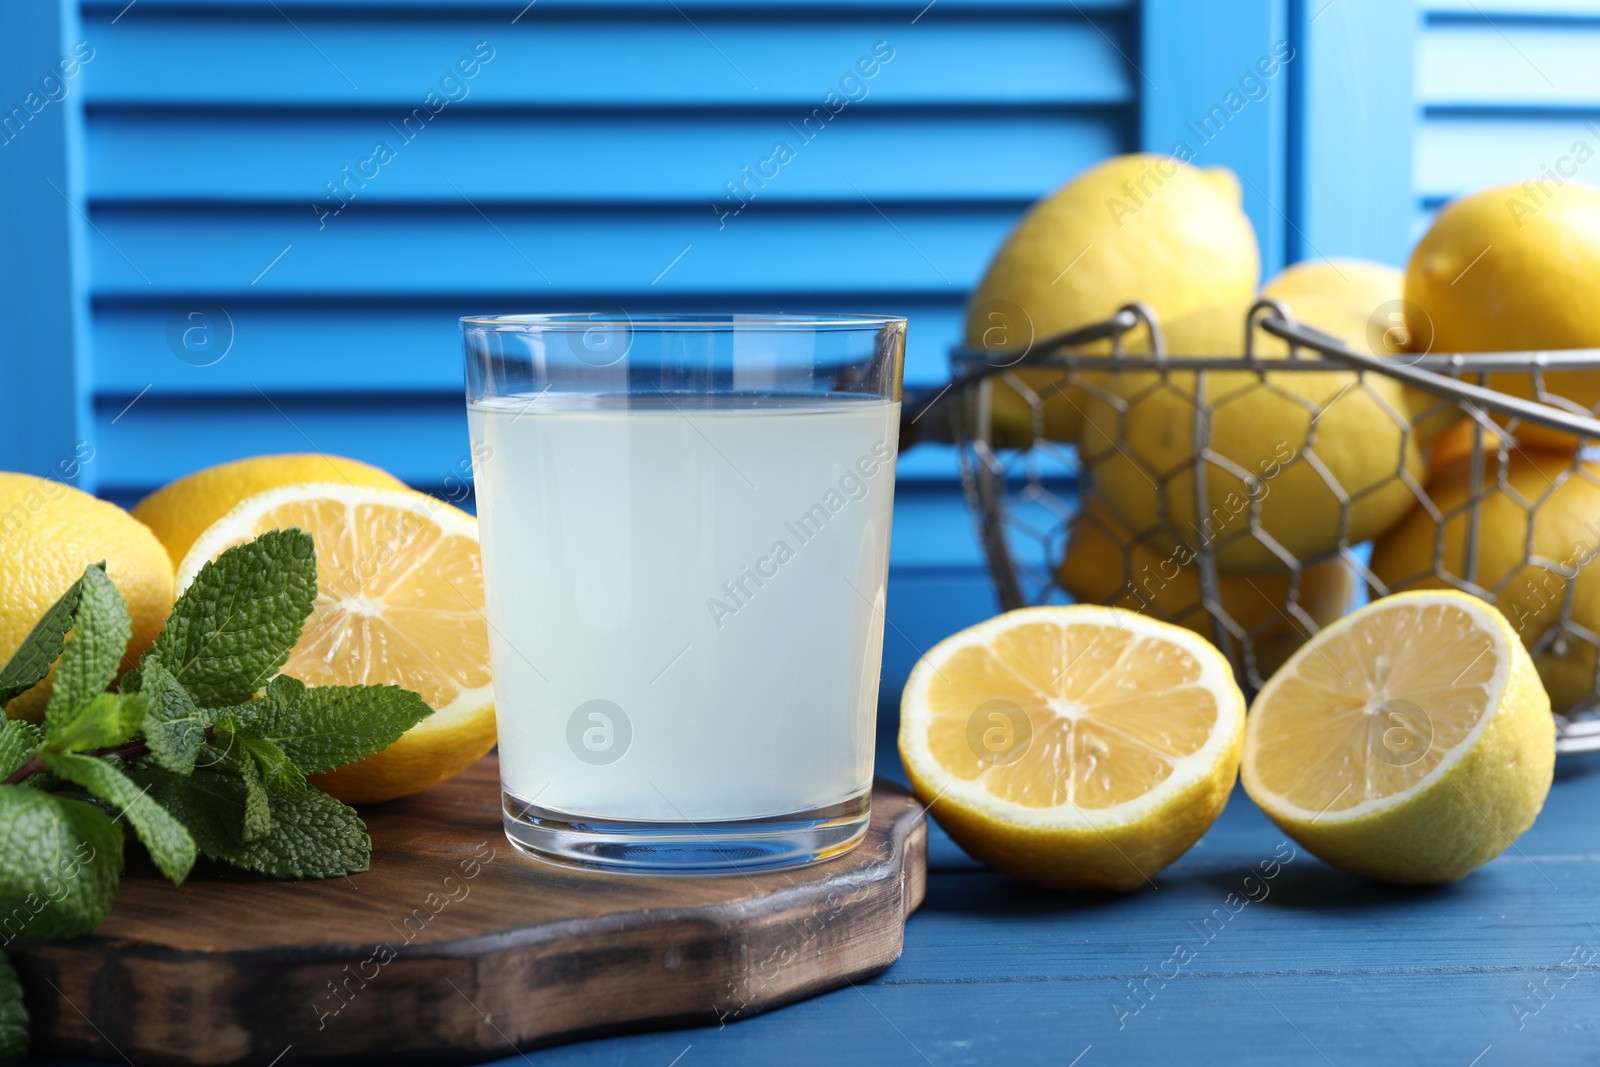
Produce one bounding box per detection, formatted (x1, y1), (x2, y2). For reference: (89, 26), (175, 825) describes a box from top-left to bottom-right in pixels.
(133, 453), (404, 567)
(967, 153), (1260, 446)
(0, 472), (174, 721)
(1427, 418), (1506, 472)
(1371, 449), (1600, 714)
(1262, 258), (1403, 325)
(1262, 257), (1461, 443)
(1082, 295), (1427, 573)
(1059, 497), (1352, 680)
(1406, 181), (1600, 449)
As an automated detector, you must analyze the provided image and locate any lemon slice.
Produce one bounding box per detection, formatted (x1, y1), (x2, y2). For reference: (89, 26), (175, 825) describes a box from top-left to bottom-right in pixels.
(1242, 590), (1555, 883)
(898, 605), (1246, 890)
(178, 483), (495, 803)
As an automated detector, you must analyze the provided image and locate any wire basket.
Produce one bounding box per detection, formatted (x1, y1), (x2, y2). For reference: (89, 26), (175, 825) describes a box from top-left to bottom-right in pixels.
(932, 299), (1600, 756)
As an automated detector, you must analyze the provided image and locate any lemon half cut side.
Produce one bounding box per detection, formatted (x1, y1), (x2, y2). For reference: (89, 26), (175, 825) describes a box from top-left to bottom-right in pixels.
(177, 483), (496, 804)
(898, 605), (1247, 891)
(1242, 590), (1554, 884)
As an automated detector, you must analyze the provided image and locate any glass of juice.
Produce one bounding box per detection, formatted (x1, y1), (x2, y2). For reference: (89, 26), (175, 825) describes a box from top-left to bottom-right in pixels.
(462, 313), (906, 874)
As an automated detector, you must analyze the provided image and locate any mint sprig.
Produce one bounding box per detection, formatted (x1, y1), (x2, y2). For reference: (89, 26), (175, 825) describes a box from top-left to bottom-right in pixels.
(0, 532), (434, 1064)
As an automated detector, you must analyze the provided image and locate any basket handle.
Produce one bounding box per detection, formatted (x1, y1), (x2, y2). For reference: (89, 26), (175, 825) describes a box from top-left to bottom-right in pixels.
(1253, 302), (1600, 440)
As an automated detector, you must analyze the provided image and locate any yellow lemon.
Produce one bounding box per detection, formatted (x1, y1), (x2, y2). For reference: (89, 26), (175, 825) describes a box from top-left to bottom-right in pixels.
(178, 483), (493, 803)
(1242, 590), (1554, 884)
(0, 473), (174, 722)
(967, 153), (1260, 446)
(1082, 295), (1427, 573)
(898, 605), (1246, 891)
(1426, 418), (1507, 472)
(133, 453), (405, 568)
(1263, 257), (1461, 445)
(1406, 180), (1600, 450)
(1059, 497), (1352, 680)
(1262, 258), (1403, 323)
(1371, 450), (1600, 715)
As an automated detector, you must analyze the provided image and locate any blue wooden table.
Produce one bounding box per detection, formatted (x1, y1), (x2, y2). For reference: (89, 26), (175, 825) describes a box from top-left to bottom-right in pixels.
(490, 741), (1600, 1066)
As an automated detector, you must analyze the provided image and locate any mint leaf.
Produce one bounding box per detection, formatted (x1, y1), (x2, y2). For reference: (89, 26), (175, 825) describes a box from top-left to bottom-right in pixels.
(44, 692), (144, 755)
(240, 737), (305, 797)
(0, 722), (40, 782)
(235, 749), (273, 843)
(201, 734), (273, 841)
(138, 660), (208, 775)
(145, 530), (316, 706)
(130, 766), (367, 879)
(44, 753), (196, 884)
(0, 951), (25, 1067)
(229, 676), (432, 775)
(42, 566), (130, 734)
(0, 575), (83, 707)
(0, 787), (122, 939)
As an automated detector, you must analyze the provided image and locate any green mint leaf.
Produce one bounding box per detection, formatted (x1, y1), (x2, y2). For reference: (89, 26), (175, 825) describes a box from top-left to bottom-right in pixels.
(0, 951), (26, 1067)
(44, 752), (196, 884)
(229, 676), (432, 775)
(138, 660), (209, 775)
(129, 766), (367, 879)
(44, 692), (144, 755)
(0, 722), (40, 782)
(240, 736), (306, 797)
(144, 530), (317, 706)
(42, 566), (131, 735)
(0, 786), (122, 939)
(0, 573), (84, 707)
(234, 747), (273, 843)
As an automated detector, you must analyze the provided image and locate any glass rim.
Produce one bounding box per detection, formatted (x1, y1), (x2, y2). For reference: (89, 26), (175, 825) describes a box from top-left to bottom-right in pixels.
(459, 312), (907, 331)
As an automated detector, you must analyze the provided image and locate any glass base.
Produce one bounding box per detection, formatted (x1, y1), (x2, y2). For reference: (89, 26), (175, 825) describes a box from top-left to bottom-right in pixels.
(501, 788), (872, 875)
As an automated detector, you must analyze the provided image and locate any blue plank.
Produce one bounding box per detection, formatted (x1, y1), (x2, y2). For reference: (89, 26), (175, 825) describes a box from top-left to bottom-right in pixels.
(82, 203), (1018, 297)
(1415, 114), (1600, 205)
(1140, 0), (1291, 274)
(1418, 20), (1600, 108)
(89, 395), (991, 492)
(80, 13), (1133, 108)
(85, 110), (1124, 205)
(80, 0), (1131, 10)
(489, 964), (1600, 1065)
(1288, 0), (1416, 267)
(90, 299), (972, 395)
(468, 754), (1600, 1066)
(0, 1), (96, 487)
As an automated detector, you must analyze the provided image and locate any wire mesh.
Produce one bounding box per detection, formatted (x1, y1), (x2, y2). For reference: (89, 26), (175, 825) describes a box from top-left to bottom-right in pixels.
(944, 301), (1600, 755)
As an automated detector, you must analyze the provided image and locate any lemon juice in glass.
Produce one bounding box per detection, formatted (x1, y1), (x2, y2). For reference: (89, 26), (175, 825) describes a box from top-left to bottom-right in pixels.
(462, 314), (905, 873)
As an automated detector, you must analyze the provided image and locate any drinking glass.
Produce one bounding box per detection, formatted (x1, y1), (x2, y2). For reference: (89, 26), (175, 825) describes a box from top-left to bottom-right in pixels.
(462, 313), (906, 874)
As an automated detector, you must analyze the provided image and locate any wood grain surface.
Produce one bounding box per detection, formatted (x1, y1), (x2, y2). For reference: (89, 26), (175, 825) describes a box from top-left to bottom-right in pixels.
(10, 755), (927, 1067)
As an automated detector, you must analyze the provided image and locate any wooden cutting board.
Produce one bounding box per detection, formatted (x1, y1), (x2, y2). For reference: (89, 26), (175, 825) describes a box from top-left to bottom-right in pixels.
(11, 755), (927, 1066)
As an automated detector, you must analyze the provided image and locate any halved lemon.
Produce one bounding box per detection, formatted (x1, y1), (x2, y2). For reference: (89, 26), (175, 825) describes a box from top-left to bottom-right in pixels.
(1242, 590), (1554, 884)
(898, 605), (1246, 891)
(178, 483), (495, 804)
